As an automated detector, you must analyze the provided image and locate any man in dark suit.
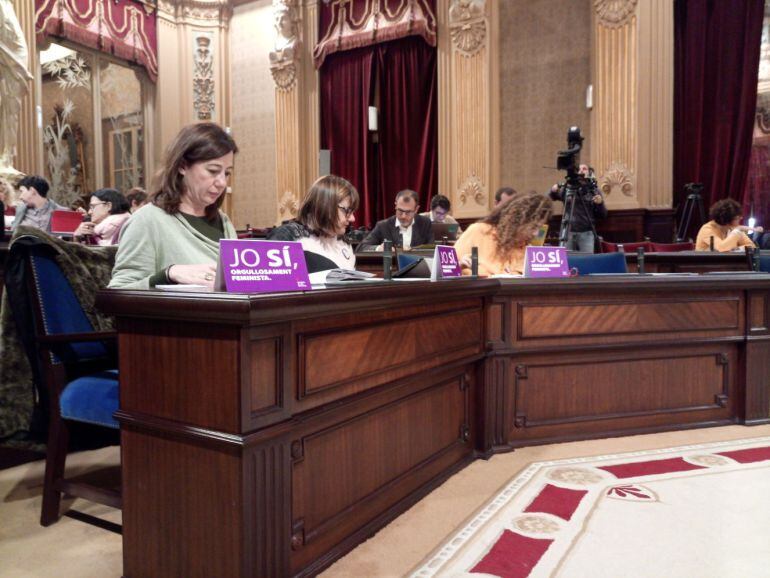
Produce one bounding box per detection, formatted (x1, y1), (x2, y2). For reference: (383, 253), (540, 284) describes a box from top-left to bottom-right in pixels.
(359, 189), (434, 250)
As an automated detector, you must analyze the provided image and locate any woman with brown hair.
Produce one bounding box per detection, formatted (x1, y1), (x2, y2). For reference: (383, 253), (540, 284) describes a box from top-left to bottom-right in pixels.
(454, 190), (552, 276)
(109, 122), (238, 289)
(695, 198), (762, 252)
(267, 175), (359, 271)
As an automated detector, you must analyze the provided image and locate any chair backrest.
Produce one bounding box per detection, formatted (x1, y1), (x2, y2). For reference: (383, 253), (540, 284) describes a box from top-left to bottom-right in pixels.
(651, 241), (695, 252)
(758, 254), (770, 273)
(4, 205), (15, 216)
(568, 252), (628, 275)
(27, 249), (108, 363)
(600, 240), (653, 253)
(50, 210), (82, 235)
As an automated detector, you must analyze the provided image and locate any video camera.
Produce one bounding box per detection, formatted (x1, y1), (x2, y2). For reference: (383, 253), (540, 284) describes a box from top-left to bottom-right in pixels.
(556, 126), (584, 181)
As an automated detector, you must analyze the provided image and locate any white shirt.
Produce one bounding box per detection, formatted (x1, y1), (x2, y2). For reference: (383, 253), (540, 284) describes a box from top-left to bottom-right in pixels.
(300, 234), (355, 269)
(399, 222), (413, 250)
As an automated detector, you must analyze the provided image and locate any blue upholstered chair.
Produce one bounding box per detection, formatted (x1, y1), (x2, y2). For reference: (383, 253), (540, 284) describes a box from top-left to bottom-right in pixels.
(21, 244), (121, 526)
(567, 252), (628, 275)
(758, 254), (770, 273)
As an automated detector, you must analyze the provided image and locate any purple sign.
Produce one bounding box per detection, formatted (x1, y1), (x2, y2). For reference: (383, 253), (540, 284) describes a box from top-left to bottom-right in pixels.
(523, 246), (570, 278)
(432, 245), (462, 279)
(218, 240), (311, 293)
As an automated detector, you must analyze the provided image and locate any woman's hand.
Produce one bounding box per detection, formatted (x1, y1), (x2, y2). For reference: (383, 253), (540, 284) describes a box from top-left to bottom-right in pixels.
(460, 255), (473, 269)
(167, 263), (218, 287)
(73, 221), (95, 238)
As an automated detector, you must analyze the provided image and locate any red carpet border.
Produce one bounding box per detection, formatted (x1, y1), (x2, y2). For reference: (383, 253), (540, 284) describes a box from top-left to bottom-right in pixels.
(411, 437), (770, 578)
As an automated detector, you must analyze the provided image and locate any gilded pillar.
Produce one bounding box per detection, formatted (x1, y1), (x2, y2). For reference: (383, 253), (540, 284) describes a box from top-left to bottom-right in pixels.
(439, 0), (500, 217)
(11, 0), (41, 176)
(636, 0), (674, 208)
(592, 0), (639, 209)
(271, 0), (318, 223)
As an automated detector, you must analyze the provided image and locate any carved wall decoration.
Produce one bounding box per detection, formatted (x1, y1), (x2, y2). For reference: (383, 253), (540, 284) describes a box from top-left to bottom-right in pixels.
(599, 162), (635, 198)
(594, 0), (638, 29)
(158, 0), (232, 24)
(448, 0), (487, 56)
(270, 0), (300, 91)
(278, 190), (299, 218)
(193, 34), (215, 120)
(758, 106), (770, 134)
(458, 174), (487, 206)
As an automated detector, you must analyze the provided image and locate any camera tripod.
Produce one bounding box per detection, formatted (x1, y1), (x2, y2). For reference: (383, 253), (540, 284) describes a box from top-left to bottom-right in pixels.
(676, 184), (706, 242)
(557, 178), (600, 251)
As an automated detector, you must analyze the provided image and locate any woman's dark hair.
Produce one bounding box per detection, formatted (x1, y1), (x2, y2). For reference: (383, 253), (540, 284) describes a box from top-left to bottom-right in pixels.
(482, 190), (552, 258)
(93, 188), (130, 214)
(152, 123), (238, 219)
(298, 175), (359, 238)
(709, 198), (742, 226)
(430, 194), (451, 212)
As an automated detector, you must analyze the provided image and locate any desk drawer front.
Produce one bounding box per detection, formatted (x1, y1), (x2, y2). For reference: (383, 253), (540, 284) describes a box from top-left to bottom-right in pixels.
(507, 345), (736, 443)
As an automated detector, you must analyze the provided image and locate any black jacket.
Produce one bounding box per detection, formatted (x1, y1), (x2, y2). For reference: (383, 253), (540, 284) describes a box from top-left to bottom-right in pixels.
(549, 182), (608, 233)
(359, 215), (434, 250)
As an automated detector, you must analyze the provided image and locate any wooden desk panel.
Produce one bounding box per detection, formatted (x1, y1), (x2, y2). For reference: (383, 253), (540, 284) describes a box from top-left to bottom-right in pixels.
(98, 275), (770, 577)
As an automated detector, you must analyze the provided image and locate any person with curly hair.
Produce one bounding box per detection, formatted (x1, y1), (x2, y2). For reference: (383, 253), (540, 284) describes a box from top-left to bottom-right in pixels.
(454, 190), (552, 276)
(695, 198), (762, 252)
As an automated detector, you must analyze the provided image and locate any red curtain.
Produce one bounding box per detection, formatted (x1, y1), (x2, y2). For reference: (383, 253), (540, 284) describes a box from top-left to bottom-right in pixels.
(35, 0), (158, 81)
(673, 0), (764, 237)
(320, 47), (376, 226)
(320, 37), (437, 228)
(377, 36), (438, 219)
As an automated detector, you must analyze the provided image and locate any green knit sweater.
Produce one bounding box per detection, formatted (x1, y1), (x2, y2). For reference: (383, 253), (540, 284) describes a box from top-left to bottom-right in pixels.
(108, 203), (237, 289)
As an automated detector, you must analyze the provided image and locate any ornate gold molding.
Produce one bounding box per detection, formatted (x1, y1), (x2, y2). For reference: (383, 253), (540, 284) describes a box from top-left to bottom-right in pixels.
(158, 0), (232, 25)
(193, 34), (215, 120)
(599, 162), (635, 199)
(458, 174), (487, 207)
(278, 190), (299, 218)
(594, 0), (638, 29)
(270, 0), (301, 91)
(449, 0), (486, 57)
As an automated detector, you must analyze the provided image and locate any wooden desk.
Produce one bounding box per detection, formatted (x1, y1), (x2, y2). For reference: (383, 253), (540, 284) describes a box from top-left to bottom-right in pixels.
(98, 275), (770, 577)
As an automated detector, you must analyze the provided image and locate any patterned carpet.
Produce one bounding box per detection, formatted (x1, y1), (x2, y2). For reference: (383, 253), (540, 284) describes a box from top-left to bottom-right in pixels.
(411, 437), (770, 578)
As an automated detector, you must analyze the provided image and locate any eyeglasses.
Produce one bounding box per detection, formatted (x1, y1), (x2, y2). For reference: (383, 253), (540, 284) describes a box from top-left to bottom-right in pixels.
(395, 208), (415, 217)
(338, 205), (355, 217)
(88, 202), (108, 210)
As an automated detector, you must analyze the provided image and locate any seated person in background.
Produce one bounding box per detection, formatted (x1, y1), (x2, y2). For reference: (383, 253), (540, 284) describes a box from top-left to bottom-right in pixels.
(494, 186), (516, 207)
(73, 188), (131, 246)
(359, 189), (433, 250)
(454, 190), (552, 276)
(109, 122), (238, 289)
(126, 187), (148, 213)
(267, 174), (359, 270)
(420, 194), (462, 232)
(695, 198), (761, 252)
(11, 175), (65, 232)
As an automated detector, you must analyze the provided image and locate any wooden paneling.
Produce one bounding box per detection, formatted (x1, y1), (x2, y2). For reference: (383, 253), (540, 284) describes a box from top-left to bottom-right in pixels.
(295, 306), (483, 410)
(248, 337), (282, 414)
(508, 346), (737, 444)
(118, 320), (241, 433)
(122, 428), (242, 578)
(290, 373), (470, 572)
(518, 297), (739, 339)
(749, 293), (768, 334)
(745, 341), (770, 424)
